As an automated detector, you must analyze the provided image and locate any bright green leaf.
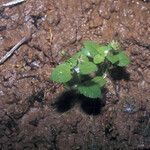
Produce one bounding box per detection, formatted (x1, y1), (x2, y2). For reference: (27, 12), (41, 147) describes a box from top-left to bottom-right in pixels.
(66, 52), (89, 68)
(79, 62), (98, 75)
(78, 54), (89, 63)
(97, 45), (112, 56)
(77, 81), (102, 98)
(66, 57), (77, 68)
(73, 52), (88, 61)
(93, 54), (105, 64)
(51, 40), (130, 99)
(92, 76), (106, 87)
(106, 54), (119, 64)
(51, 64), (72, 83)
(117, 52), (130, 67)
(81, 48), (91, 57)
(73, 51), (82, 58)
(83, 41), (99, 57)
(66, 52), (81, 67)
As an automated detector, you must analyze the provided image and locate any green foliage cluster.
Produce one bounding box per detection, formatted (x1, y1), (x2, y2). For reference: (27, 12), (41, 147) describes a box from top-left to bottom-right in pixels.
(51, 41), (130, 99)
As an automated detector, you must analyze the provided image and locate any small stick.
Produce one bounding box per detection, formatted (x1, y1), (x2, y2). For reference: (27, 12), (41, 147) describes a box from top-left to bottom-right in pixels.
(0, 37), (29, 65)
(0, 0), (26, 8)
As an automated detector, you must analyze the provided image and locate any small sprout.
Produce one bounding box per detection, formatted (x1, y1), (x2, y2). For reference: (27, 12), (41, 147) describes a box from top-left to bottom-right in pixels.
(51, 40), (130, 99)
(110, 40), (120, 50)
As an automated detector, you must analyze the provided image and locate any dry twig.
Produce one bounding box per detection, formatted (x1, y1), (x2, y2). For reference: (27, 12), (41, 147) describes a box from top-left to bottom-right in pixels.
(0, 0), (26, 8)
(0, 37), (30, 65)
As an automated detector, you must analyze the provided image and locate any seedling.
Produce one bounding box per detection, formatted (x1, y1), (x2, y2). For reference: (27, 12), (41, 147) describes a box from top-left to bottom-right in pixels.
(51, 40), (130, 99)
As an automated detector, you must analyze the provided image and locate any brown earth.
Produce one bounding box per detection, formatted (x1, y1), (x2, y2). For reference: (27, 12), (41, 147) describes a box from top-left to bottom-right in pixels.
(0, 0), (150, 150)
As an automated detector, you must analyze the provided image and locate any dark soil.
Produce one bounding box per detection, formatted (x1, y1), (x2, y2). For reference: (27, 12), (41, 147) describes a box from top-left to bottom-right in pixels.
(0, 0), (150, 149)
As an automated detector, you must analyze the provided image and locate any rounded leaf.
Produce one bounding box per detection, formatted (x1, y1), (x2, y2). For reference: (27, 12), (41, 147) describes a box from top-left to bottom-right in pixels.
(117, 52), (130, 67)
(83, 41), (99, 57)
(93, 54), (105, 64)
(92, 76), (106, 87)
(97, 45), (112, 56)
(78, 54), (89, 63)
(81, 48), (91, 57)
(51, 64), (72, 83)
(78, 82), (102, 98)
(79, 62), (98, 75)
(106, 54), (119, 64)
(66, 57), (77, 68)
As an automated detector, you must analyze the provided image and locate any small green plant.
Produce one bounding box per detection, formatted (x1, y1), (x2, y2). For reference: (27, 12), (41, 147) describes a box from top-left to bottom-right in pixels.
(51, 40), (130, 99)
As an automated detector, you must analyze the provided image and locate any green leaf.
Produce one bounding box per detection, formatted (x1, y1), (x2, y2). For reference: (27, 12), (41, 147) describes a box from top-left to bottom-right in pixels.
(97, 45), (112, 56)
(107, 52), (130, 66)
(81, 48), (91, 57)
(93, 54), (105, 64)
(66, 52), (89, 68)
(66, 52), (80, 67)
(106, 54), (119, 64)
(51, 64), (72, 83)
(77, 81), (102, 98)
(92, 76), (106, 87)
(78, 54), (89, 63)
(79, 62), (98, 75)
(66, 57), (77, 68)
(83, 41), (99, 57)
(76, 52), (89, 61)
(117, 52), (130, 67)
(73, 51), (82, 59)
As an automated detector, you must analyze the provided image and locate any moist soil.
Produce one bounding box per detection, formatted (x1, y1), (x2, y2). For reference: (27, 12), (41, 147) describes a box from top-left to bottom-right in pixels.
(0, 0), (150, 150)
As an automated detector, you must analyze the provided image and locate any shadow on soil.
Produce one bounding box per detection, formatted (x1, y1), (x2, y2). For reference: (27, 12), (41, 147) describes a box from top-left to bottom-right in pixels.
(52, 90), (106, 116)
(52, 67), (130, 115)
(109, 67), (130, 81)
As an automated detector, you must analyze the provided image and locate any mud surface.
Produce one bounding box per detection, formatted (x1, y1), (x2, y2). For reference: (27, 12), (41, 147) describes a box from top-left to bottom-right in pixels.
(0, 0), (150, 149)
